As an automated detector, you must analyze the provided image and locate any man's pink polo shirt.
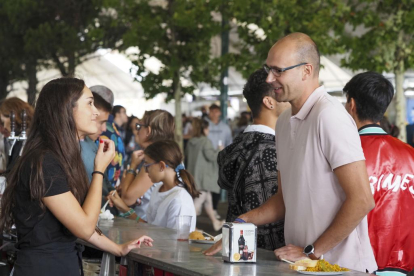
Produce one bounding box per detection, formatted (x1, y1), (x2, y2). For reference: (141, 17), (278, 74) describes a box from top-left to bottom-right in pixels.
(276, 86), (377, 272)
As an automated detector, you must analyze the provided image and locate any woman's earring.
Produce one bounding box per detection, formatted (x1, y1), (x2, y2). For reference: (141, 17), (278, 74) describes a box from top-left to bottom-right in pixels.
(271, 106), (274, 109)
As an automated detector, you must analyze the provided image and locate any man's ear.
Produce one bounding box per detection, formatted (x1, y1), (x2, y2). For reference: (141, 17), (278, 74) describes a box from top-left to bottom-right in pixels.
(350, 98), (356, 113)
(262, 96), (274, 110)
(302, 64), (313, 80)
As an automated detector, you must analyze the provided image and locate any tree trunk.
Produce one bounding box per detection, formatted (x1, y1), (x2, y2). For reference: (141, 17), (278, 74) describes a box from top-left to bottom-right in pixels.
(167, 0), (183, 151)
(394, 64), (406, 142)
(52, 53), (68, 76)
(68, 52), (75, 76)
(0, 76), (9, 100)
(26, 61), (38, 106)
(174, 72), (183, 151)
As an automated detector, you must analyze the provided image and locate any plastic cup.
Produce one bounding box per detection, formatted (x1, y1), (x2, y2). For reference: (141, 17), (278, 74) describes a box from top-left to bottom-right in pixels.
(176, 215), (192, 241)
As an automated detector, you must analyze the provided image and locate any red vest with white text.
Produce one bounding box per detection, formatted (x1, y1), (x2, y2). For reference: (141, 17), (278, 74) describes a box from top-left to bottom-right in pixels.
(360, 125), (414, 273)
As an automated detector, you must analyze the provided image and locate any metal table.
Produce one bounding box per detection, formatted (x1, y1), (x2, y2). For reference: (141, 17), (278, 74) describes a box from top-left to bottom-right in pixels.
(79, 218), (370, 276)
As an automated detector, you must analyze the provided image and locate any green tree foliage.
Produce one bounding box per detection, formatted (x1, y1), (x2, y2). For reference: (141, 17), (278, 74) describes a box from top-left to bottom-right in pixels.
(225, 0), (350, 79)
(2, 0), (126, 103)
(0, 2), (24, 100)
(340, 0), (414, 141)
(110, 0), (222, 148)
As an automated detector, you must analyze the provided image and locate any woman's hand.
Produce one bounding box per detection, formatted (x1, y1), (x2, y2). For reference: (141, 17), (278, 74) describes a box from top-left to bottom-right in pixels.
(94, 139), (116, 172)
(108, 190), (130, 213)
(118, 235), (153, 256)
(130, 150), (144, 169)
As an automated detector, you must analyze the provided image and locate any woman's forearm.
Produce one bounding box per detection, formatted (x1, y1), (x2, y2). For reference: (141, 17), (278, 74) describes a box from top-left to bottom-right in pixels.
(87, 231), (122, 256)
(120, 172), (135, 193)
(82, 174), (104, 224)
(121, 170), (153, 206)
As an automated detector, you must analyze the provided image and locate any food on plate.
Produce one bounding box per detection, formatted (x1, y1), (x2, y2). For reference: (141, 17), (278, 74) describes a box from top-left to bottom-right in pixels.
(189, 231), (205, 240)
(289, 264), (307, 271)
(296, 258), (318, 267)
(305, 260), (349, 272)
(289, 259), (349, 272)
(189, 231), (215, 241)
(289, 258), (318, 271)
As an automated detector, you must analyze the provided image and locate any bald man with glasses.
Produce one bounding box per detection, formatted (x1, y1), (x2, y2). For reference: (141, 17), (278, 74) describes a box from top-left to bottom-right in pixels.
(205, 33), (377, 273)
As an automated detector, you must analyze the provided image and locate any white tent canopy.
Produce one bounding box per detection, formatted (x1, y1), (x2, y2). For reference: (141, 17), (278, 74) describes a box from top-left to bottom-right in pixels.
(7, 50), (166, 118)
(319, 56), (352, 93)
(7, 50), (352, 117)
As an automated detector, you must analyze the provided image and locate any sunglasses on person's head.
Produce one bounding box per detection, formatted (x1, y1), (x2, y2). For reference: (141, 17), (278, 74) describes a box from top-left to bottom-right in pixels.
(135, 123), (148, 131)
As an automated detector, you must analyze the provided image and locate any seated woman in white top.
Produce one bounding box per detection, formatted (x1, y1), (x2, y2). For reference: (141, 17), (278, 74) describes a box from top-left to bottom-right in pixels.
(143, 140), (200, 231)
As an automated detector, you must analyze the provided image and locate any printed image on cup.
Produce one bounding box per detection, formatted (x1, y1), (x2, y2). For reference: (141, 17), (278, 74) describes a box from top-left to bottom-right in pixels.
(176, 215), (192, 241)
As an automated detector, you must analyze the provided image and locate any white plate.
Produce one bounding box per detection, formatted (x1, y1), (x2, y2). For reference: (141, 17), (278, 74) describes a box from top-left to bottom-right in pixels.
(189, 239), (215, 244)
(298, 271), (348, 275)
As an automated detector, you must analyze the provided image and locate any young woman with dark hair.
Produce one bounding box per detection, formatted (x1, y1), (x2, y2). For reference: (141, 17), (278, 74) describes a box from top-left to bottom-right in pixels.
(0, 78), (152, 276)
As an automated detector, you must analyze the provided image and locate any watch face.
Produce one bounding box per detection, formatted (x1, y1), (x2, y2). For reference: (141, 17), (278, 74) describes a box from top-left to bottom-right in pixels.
(304, 245), (314, 254)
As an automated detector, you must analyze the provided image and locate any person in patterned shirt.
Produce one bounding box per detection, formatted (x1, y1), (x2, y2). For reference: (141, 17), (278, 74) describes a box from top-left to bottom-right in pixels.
(207, 68), (289, 252)
(90, 85), (125, 187)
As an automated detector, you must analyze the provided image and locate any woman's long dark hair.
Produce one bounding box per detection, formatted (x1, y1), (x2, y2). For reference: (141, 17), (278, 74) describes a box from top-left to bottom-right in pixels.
(144, 140), (200, 199)
(0, 78), (90, 232)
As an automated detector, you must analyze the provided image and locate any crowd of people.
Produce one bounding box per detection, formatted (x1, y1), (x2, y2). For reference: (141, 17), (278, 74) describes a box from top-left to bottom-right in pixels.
(0, 31), (412, 276)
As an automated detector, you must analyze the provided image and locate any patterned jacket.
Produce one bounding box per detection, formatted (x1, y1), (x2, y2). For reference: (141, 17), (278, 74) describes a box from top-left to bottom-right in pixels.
(218, 129), (285, 250)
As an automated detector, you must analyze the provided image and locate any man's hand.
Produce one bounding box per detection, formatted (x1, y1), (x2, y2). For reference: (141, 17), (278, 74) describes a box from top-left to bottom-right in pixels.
(274, 244), (307, 262)
(203, 239), (222, 256)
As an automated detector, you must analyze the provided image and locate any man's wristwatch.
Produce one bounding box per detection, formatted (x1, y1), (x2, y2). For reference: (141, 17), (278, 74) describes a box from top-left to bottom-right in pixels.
(303, 244), (319, 260)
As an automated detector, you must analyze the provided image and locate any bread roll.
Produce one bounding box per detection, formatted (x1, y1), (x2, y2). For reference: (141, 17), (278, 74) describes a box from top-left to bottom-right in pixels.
(189, 231), (205, 240)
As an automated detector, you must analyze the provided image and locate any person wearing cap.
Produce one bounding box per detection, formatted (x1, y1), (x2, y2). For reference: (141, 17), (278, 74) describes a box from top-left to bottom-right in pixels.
(90, 85), (126, 188)
(80, 92), (115, 208)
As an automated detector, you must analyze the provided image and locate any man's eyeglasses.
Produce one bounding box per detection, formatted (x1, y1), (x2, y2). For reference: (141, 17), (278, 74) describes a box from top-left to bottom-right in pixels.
(264, 62), (307, 77)
(136, 123), (148, 131)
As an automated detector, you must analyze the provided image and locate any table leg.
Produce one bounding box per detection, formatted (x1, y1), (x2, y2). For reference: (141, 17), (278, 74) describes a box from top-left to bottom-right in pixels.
(99, 252), (115, 276)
